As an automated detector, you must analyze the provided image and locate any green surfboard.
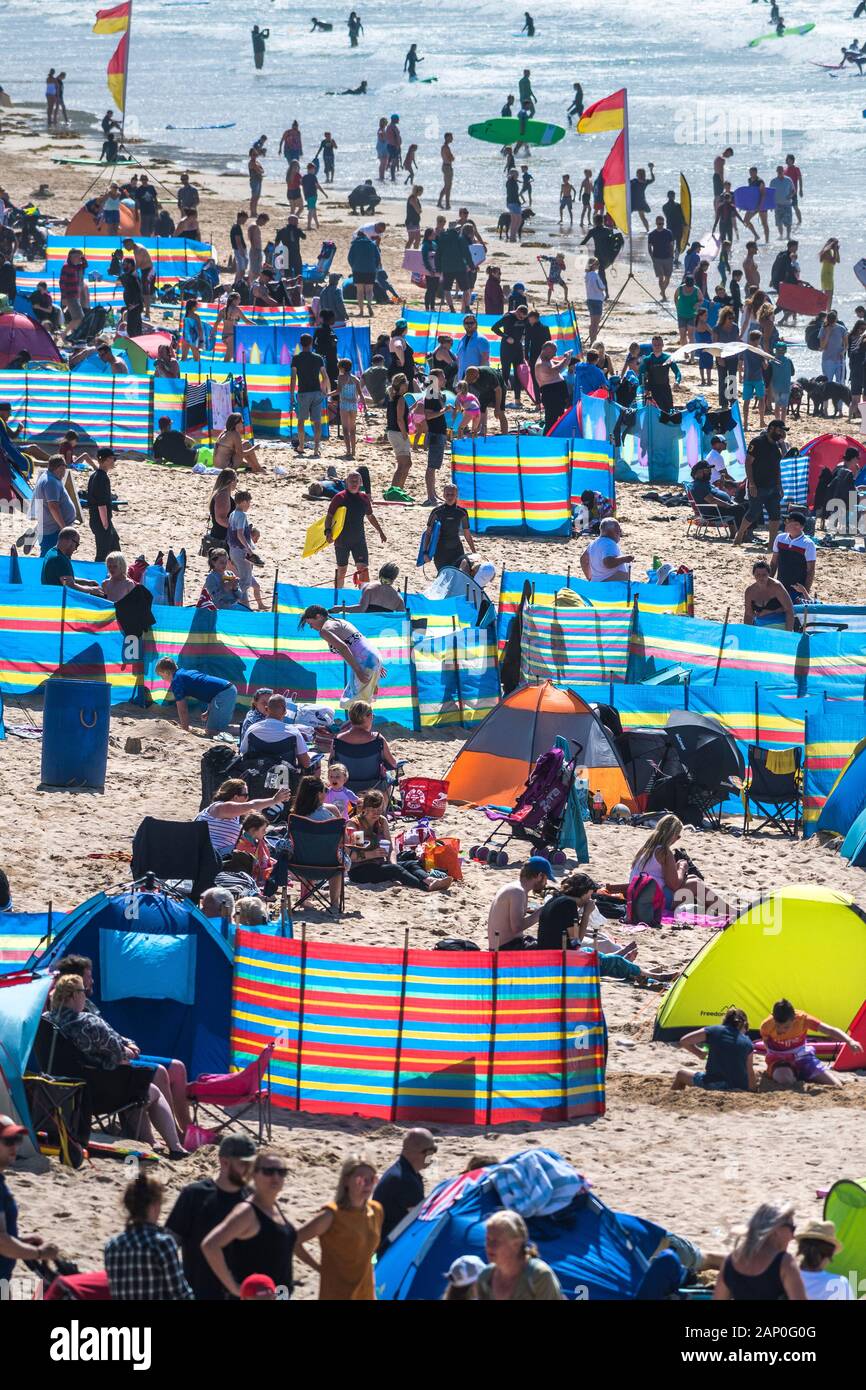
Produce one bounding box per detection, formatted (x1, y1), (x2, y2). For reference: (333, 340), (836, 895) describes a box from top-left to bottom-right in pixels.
(748, 22), (815, 47)
(467, 117), (565, 147)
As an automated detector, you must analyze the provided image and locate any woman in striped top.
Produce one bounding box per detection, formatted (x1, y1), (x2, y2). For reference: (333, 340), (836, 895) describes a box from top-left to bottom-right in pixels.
(195, 778), (290, 856)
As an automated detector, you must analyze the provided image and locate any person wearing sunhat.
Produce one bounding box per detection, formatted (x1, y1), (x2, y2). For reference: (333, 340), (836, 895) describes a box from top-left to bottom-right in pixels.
(165, 1134), (257, 1300)
(795, 1220), (855, 1300)
(0, 1115), (59, 1283)
(486, 856), (555, 951)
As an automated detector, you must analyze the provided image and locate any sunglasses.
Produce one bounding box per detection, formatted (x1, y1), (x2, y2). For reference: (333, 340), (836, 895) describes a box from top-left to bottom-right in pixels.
(0, 1135), (23, 1147)
(258, 1164), (288, 1177)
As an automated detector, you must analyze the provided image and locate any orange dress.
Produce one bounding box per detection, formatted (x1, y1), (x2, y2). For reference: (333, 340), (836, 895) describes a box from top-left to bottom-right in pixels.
(318, 1200), (383, 1301)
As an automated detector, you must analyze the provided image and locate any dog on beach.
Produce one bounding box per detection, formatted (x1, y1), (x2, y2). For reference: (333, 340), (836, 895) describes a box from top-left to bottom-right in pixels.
(786, 382), (804, 419)
(796, 375), (853, 418)
(496, 207), (535, 241)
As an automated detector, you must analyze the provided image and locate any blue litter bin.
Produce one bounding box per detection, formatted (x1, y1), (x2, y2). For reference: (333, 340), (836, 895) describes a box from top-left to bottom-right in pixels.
(41, 679), (111, 790)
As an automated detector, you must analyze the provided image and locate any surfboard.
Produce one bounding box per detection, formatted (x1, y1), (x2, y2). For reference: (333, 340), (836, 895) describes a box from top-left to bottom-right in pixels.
(748, 22), (815, 47)
(467, 117), (565, 147)
(167, 122), (236, 130)
(302, 505), (345, 558)
(678, 173), (692, 256)
(52, 156), (134, 166)
(733, 184), (776, 211)
(854, 258), (866, 291)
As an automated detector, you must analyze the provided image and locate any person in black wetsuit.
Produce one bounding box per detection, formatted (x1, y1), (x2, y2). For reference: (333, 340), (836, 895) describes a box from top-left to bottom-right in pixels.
(404, 44), (422, 78)
(743, 560), (795, 630)
(251, 25), (270, 70)
(202, 1151), (297, 1300)
(567, 82), (584, 126)
(347, 11), (364, 45)
(424, 482), (473, 572)
(492, 302), (529, 403)
(638, 335), (682, 412)
(580, 214), (622, 293)
(521, 11), (535, 36)
(524, 309), (551, 397)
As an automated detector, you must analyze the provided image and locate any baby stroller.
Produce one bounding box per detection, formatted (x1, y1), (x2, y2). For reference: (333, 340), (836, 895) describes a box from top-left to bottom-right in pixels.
(469, 744), (579, 867)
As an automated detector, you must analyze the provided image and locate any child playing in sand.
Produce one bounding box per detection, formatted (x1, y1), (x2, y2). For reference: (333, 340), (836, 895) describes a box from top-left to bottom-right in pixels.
(454, 380), (481, 438)
(540, 252), (568, 305)
(332, 358), (369, 460)
(324, 763), (355, 818)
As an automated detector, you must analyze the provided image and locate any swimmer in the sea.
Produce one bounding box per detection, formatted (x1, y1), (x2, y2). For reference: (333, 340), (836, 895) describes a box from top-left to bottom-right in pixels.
(326, 80), (368, 95)
(566, 82), (584, 126)
(311, 17), (333, 30)
(404, 43), (422, 79)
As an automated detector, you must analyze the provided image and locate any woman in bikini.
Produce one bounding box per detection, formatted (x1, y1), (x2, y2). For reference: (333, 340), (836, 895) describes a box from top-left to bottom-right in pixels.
(215, 292), (254, 362)
(213, 411), (264, 476)
(743, 559), (795, 631)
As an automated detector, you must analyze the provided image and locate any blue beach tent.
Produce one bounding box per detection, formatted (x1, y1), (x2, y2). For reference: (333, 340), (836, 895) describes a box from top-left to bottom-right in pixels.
(0, 973), (52, 1168)
(817, 739), (866, 839)
(375, 1150), (665, 1300)
(32, 888), (233, 1076)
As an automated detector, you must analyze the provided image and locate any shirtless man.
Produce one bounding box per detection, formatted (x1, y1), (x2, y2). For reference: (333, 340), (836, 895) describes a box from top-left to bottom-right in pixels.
(121, 238), (154, 312)
(437, 133), (455, 210)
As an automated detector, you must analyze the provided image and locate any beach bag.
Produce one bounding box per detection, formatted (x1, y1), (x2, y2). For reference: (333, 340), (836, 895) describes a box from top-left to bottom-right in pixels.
(626, 873), (665, 927)
(422, 837), (462, 882)
(400, 776), (449, 819)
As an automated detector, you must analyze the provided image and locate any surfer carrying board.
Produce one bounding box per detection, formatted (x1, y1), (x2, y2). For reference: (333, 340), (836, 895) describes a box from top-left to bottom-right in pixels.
(518, 69), (536, 116)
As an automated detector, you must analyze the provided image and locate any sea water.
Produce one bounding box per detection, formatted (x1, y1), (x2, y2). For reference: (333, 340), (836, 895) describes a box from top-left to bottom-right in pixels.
(3, 0), (865, 337)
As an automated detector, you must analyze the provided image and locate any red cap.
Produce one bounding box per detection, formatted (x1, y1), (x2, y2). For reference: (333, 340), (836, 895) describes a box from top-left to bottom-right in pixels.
(240, 1273), (276, 1300)
(0, 1114), (27, 1140)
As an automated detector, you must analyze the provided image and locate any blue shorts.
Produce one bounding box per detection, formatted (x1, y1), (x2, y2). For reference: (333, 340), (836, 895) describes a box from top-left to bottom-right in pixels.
(693, 1073), (737, 1092)
(742, 379), (765, 401)
(249, 175), (262, 196)
(747, 486), (782, 524)
(586, 299), (603, 316)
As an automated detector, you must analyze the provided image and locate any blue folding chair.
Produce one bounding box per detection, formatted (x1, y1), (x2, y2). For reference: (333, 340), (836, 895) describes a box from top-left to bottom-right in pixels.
(276, 814), (345, 918)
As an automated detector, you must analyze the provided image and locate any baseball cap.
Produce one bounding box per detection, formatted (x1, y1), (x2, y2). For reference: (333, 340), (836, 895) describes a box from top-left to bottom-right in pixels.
(219, 1134), (257, 1160)
(0, 1114), (26, 1140)
(446, 1255), (485, 1288)
(526, 854), (555, 880)
(240, 1273), (276, 1299)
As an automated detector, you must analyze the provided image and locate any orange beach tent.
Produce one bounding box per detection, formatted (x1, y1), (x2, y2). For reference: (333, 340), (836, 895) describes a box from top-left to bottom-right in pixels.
(445, 680), (636, 809)
(67, 201), (140, 237)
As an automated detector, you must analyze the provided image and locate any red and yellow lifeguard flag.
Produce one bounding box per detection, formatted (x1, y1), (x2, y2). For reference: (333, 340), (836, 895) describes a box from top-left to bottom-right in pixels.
(577, 88), (626, 134)
(601, 131), (629, 234)
(93, 2), (131, 110)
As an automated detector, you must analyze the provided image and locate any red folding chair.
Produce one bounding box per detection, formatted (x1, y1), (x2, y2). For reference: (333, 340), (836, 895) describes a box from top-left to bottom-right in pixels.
(186, 1042), (273, 1144)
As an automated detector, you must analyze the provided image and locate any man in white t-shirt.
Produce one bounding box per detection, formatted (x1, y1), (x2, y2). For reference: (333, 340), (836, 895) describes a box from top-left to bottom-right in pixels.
(580, 518), (633, 583)
(770, 510), (816, 601)
(239, 694), (311, 766)
(706, 434), (735, 488)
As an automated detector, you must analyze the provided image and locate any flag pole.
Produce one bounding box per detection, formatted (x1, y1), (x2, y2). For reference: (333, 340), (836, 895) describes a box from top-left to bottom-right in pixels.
(623, 88), (633, 277)
(120, 0), (133, 142)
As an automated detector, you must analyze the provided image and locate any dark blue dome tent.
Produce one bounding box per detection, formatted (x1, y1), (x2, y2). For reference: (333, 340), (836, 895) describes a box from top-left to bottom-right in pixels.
(375, 1149), (667, 1300)
(30, 879), (234, 1077)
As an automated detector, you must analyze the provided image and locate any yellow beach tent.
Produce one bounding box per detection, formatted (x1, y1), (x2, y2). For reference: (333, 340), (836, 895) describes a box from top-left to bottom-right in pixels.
(653, 885), (866, 1040)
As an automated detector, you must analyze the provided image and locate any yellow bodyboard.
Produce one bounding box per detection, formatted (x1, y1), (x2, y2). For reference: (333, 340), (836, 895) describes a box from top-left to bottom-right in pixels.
(302, 505), (346, 558)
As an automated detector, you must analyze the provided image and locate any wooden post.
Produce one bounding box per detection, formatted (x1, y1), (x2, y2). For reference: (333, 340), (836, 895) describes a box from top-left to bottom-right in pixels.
(293, 923), (308, 1112)
(485, 936), (501, 1127)
(390, 929), (410, 1122)
(560, 933), (570, 1122)
(712, 607), (731, 685)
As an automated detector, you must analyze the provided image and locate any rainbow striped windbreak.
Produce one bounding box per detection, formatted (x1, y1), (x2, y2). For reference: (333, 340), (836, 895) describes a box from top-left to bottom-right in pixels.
(0, 369), (154, 451)
(497, 568), (694, 652)
(452, 436), (614, 536)
(400, 308), (578, 363)
(17, 235), (216, 305)
(521, 605), (632, 685)
(231, 931), (605, 1125)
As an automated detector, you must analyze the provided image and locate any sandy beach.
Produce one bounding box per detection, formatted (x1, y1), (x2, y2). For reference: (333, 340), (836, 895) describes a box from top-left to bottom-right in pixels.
(2, 92), (866, 1299)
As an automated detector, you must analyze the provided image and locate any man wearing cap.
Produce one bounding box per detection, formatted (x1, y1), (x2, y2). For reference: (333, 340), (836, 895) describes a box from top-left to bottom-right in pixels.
(688, 461), (741, 536)
(770, 509), (816, 601)
(734, 418), (787, 548)
(487, 857), (554, 951)
(0, 1115), (59, 1284)
(165, 1135), (256, 1299)
(374, 1129), (438, 1252)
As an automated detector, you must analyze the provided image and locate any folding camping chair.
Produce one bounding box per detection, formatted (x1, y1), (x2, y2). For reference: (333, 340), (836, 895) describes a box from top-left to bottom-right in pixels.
(278, 814), (345, 917)
(743, 744), (802, 838)
(186, 1041), (273, 1144)
(31, 1016), (153, 1142)
(685, 490), (733, 541)
(331, 735), (398, 807)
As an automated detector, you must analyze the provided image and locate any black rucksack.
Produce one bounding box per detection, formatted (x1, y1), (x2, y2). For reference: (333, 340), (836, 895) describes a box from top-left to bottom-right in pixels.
(805, 315), (825, 352)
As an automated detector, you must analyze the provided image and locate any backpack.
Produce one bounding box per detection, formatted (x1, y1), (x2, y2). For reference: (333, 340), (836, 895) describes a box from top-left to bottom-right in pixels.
(805, 315), (825, 352)
(626, 872), (665, 927)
